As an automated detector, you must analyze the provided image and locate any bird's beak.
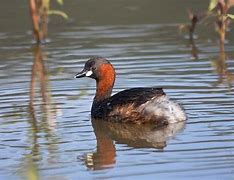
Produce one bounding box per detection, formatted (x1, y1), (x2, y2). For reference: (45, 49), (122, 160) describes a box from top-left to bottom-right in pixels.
(74, 69), (93, 78)
(74, 69), (87, 78)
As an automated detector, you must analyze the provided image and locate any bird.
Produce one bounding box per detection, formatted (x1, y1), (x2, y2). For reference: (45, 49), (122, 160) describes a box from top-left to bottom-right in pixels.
(74, 57), (186, 126)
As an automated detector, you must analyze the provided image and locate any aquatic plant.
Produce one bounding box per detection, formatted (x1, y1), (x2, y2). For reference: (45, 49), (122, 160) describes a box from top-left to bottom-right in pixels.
(28, 0), (68, 43)
(179, 9), (205, 40)
(181, 0), (234, 51)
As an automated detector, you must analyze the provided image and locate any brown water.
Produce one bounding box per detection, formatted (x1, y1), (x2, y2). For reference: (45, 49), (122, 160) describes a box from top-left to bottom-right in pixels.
(0, 1), (234, 179)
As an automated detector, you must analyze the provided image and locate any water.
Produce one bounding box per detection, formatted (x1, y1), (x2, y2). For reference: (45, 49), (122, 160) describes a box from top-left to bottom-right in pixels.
(0, 1), (234, 179)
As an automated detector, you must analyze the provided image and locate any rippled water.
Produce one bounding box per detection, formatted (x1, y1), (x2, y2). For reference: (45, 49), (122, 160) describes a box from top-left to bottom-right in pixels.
(0, 1), (234, 179)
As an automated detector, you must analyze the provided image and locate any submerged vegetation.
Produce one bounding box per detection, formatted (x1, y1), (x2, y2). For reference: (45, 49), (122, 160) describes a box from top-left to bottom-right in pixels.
(28, 0), (68, 43)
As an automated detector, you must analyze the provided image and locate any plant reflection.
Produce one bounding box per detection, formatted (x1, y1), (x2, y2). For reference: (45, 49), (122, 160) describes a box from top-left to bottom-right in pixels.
(212, 49), (234, 88)
(188, 37), (199, 60)
(29, 45), (57, 129)
(185, 35), (233, 87)
(83, 119), (185, 170)
(20, 45), (59, 179)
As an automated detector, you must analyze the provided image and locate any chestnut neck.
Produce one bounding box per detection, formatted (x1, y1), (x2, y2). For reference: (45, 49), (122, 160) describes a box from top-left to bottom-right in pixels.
(94, 64), (116, 103)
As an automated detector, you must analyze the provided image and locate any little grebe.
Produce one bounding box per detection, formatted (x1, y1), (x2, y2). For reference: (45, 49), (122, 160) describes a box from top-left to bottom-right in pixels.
(75, 57), (186, 125)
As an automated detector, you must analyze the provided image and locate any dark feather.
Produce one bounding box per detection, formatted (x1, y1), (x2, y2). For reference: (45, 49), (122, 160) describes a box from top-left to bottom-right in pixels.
(109, 87), (165, 107)
(92, 87), (165, 123)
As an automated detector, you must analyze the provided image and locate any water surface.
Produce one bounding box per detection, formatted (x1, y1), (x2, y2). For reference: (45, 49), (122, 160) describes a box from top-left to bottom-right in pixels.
(0, 1), (234, 179)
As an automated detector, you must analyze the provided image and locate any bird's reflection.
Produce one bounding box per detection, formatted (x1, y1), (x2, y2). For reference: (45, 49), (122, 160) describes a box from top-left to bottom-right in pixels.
(83, 119), (185, 170)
